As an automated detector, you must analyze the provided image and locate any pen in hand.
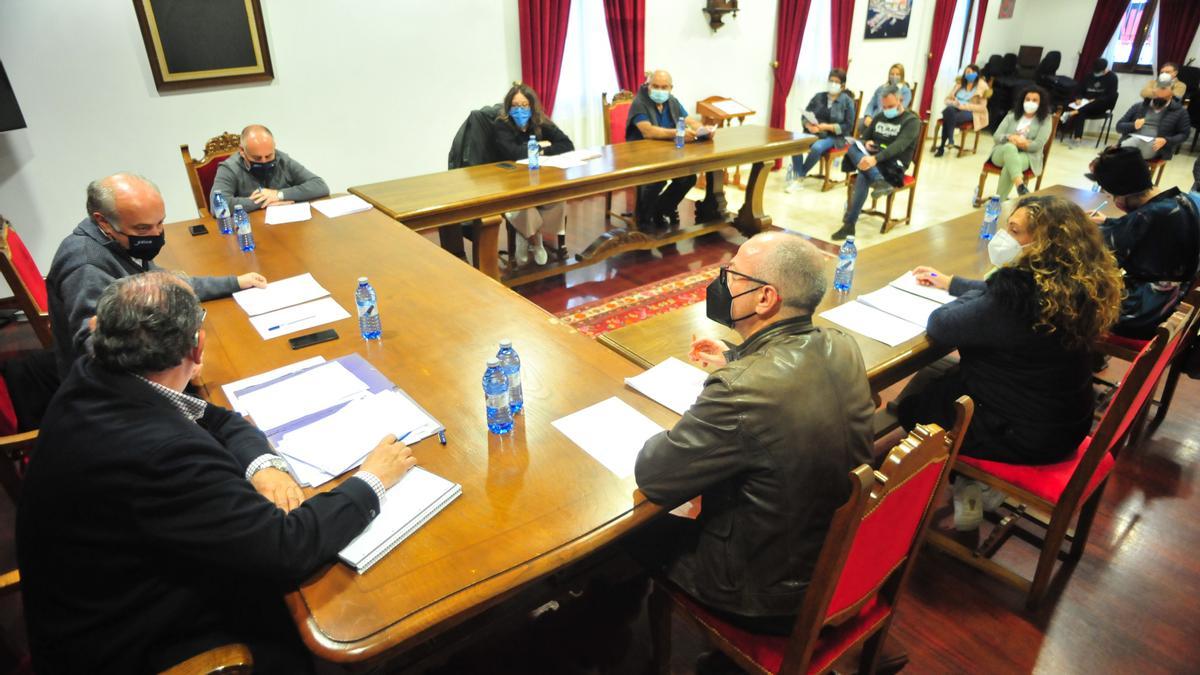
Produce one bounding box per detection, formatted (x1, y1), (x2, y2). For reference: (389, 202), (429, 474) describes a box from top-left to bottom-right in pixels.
(1090, 201), (1108, 217)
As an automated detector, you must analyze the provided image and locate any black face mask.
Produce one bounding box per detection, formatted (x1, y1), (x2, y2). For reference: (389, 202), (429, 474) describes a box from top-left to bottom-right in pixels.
(1151, 97), (1170, 109)
(126, 232), (166, 262)
(705, 267), (769, 328)
(248, 159), (276, 182)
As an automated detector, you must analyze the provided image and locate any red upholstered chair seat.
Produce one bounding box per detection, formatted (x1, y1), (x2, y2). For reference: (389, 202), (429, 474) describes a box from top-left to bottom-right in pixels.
(1102, 332), (1151, 353)
(0, 375), (17, 437)
(195, 153), (233, 204)
(3, 226), (47, 313)
(958, 122), (973, 130)
(608, 102), (631, 144)
(902, 175), (915, 187)
(981, 160), (1035, 180)
(960, 438), (1115, 505)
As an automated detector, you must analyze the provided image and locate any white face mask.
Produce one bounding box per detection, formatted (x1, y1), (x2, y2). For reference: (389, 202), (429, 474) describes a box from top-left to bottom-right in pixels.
(1023, 101), (1039, 114)
(988, 229), (1025, 266)
(828, 81), (842, 96)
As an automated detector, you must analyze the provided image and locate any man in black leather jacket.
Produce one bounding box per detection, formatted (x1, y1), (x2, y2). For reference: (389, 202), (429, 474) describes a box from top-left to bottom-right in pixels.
(633, 232), (874, 635)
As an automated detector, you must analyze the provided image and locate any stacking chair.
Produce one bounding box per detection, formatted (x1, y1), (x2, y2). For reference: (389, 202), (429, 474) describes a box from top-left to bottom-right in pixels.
(845, 117), (929, 235)
(650, 398), (973, 675)
(927, 309), (1188, 609)
(973, 111), (1061, 207)
(813, 91), (864, 192)
(1145, 158), (1168, 186)
(602, 91), (637, 228)
(180, 132), (241, 218)
(0, 215), (52, 348)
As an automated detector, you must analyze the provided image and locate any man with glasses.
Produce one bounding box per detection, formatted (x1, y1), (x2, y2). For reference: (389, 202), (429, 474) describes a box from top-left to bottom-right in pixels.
(630, 232), (874, 642)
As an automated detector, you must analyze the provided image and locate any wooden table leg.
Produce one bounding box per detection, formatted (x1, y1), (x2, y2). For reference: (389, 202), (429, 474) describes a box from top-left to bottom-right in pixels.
(734, 161), (773, 235)
(695, 169), (731, 224)
(473, 215), (502, 280)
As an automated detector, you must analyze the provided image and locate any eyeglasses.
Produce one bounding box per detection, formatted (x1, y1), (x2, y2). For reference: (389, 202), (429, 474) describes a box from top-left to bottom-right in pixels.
(194, 308), (207, 346)
(719, 265), (771, 288)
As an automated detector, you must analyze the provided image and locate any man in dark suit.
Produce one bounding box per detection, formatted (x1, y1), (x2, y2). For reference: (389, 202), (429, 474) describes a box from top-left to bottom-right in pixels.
(17, 271), (416, 674)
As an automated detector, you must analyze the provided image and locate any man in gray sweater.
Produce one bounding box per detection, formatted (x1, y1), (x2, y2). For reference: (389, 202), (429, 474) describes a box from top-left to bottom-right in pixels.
(47, 173), (267, 376)
(209, 125), (329, 212)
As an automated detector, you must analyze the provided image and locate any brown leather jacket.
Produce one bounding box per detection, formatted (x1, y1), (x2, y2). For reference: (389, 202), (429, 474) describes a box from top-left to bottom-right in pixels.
(634, 315), (874, 617)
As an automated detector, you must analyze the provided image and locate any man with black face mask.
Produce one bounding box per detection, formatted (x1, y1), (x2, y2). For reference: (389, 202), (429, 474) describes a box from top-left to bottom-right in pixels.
(210, 124), (329, 212)
(1115, 83), (1191, 161)
(47, 173), (267, 378)
(629, 232), (873, 640)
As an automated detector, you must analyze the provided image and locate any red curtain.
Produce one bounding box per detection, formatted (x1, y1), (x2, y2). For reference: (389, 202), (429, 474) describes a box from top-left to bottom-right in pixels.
(970, 0), (990, 64)
(830, 0), (855, 71)
(518, 0), (573, 116)
(602, 0), (646, 93)
(1157, 0), (1200, 67)
(1073, 0), (1129, 81)
(770, 0), (814, 130)
(919, 0), (960, 117)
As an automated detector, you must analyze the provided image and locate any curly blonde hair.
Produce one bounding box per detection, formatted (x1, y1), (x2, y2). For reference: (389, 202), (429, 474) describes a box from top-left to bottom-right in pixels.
(1010, 195), (1124, 349)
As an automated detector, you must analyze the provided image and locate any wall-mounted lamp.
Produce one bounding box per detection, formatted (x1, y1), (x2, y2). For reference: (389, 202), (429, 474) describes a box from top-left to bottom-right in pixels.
(703, 0), (739, 33)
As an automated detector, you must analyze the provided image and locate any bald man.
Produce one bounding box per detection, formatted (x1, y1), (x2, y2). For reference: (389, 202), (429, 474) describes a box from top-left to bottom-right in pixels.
(210, 124), (329, 212)
(47, 173), (267, 376)
(625, 70), (707, 230)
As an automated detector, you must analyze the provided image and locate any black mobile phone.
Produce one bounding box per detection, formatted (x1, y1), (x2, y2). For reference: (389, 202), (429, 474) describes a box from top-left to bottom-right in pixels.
(496, 162), (517, 169)
(188, 224), (209, 236)
(288, 329), (338, 350)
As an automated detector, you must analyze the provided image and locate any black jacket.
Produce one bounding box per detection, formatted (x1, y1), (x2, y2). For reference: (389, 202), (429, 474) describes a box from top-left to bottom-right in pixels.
(635, 316), (874, 618)
(448, 104), (501, 169)
(843, 109), (922, 187)
(17, 359), (380, 674)
(1078, 70), (1119, 108)
(490, 116), (574, 161)
(625, 85), (687, 141)
(1116, 99), (1192, 160)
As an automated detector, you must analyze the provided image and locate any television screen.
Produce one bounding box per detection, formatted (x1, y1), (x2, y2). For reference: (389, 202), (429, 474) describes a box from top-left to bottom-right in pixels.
(0, 60), (27, 132)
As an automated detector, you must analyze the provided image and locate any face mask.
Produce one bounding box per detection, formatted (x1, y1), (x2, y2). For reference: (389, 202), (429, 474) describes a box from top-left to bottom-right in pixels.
(828, 81), (842, 96)
(965, 72), (978, 83)
(248, 160), (275, 181)
(987, 229), (1024, 267)
(509, 106), (531, 128)
(705, 268), (767, 328)
(649, 88), (670, 104)
(882, 106), (901, 119)
(1152, 97), (1170, 109)
(1023, 101), (1039, 114)
(1094, 68), (1105, 75)
(888, 74), (900, 85)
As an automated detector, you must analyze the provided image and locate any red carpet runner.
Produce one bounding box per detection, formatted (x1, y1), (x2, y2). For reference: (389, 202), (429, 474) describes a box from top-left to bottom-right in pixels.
(556, 263), (721, 337)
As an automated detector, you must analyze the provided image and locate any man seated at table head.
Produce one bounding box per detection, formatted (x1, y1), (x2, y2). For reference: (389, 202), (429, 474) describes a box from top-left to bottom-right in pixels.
(47, 172), (267, 377)
(1086, 146), (1200, 338)
(210, 124), (330, 212)
(632, 232), (874, 636)
(18, 271), (417, 674)
(625, 69), (710, 231)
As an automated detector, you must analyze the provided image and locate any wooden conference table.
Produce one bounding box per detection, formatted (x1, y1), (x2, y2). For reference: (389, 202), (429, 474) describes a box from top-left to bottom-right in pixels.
(349, 124), (813, 285)
(599, 185), (1115, 391)
(156, 206), (681, 664)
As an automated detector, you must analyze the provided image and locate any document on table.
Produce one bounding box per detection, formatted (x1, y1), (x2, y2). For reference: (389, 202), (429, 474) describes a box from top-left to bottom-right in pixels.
(517, 148), (603, 169)
(712, 99), (752, 116)
(338, 467), (462, 574)
(820, 301), (925, 347)
(248, 296), (350, 339)
(888, 272), (954, 305)
(552, 397), (664, 478)
(312, 194), (373, 218)
(236, 361), (369, 432)
(222, 356), (325, 414)
(264, 202), (312, 225)
(625, 357), (709, 416)
(857, 286), (943, 329)
(233, 273), (331, 316)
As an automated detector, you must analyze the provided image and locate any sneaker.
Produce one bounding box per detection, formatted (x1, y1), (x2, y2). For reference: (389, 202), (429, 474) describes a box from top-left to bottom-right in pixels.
(785, 179), (804, 193)
(531, 240), (549, 265)
(831, 224), (855, 241)
(953, 479), (983, 531)
(933, 146), (946, 158)
(1016, 183), (1030, 197)
(979, 483), (1008, 512)
(514, 233), (530, 266)
(871, 180), (895, 201)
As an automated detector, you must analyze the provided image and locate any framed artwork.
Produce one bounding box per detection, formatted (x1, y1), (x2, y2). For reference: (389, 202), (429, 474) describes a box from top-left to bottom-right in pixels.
(999, 0), (1016, 19)
(132, 0), (273, 92)
(865, 0), (913, 40)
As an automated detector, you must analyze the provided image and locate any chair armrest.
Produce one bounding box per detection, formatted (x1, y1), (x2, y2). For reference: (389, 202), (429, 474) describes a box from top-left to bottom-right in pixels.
(0, 430), (39, 462)
(0, 568), (19, 596)
(1092, 339), (1140, 362)
(158, 643), (253, 675)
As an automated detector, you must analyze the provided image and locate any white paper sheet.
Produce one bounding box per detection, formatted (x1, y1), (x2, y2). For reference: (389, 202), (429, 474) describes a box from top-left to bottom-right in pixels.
(312, 194), (373, 218)
(1131, 134), (1155, 143)
(232, 273), (331, 317)
(1068, 98), (1092, 110)
(820, 301), (925, 347)
(625, 357), (709, 416)
(236, 361), (369, 432)
(264, 202), (312, 225)
(551, 397), (664, 478)
(222, 356), (326, 414)
(338, 467), (461, 572)
(248, 297), (350, 339)
(712, 99), (752, 116)
(283, 454), (337, 488)
(517, 148), (603, 169)
(856, 286), (943, 329)
(888, 272), (954, 305)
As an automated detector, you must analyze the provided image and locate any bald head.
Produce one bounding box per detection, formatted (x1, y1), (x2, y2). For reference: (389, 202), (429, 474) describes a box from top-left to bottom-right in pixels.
(240, 124), (276, 163)
(738, 232), (827, 314)
(648, 69), (674, 93)
(86, 173), (164, 231)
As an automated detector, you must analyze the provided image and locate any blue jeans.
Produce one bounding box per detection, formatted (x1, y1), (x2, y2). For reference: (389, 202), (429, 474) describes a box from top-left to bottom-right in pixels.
(940, 107), (974, 145)
(843, 144), (885, 228)
(790, 136), (846, 178)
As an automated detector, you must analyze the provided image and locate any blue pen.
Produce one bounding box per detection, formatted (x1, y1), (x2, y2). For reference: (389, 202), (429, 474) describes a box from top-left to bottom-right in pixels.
(267, 315), (315, 331)
(438, 430), (447, 445)
(396, 430), (412, 443)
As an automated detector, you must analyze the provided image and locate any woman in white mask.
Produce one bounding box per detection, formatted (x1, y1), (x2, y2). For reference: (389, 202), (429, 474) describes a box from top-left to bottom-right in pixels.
(896, 195), (1123, 531)
(785, 68), (857, 192)
(983, 84), (1053, 200)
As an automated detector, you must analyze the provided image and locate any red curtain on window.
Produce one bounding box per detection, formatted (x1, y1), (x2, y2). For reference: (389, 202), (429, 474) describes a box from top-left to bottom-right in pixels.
(1157, 0), (1200, 67)
(970, 0), (990, 64)
(1073, 0), (1129, 81)
(830, 0), (855, 71)
(770, 0), (814, 130)
(518, 0), (573, 116)
(919, 0), (961, 117)
(602, 0), (646, 93)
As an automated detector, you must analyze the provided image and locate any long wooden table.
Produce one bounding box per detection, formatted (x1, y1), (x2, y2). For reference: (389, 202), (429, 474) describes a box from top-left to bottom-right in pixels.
(599, 185), (1114, 391)
(156, 206), (680, 664)
(349, 125), (812, 285)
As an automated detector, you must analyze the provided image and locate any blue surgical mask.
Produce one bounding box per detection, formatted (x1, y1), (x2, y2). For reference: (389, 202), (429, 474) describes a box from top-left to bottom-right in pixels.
(883, 107), (901, 119)
(509, 106), (531, 128)
(649, 89), (670, 104)
(965, 72), (978, 83)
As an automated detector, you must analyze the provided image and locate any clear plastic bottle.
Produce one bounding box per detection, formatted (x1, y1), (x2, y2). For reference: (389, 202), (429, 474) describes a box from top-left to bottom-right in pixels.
(496, 339), (523, 415)
(483, 358), (514, 434)
(527, 135), (540, 170)
(212, 191), (233, 235)
(980, 196), (1001, 240)
(833, 236), (857, 293)
(234, 205), (254, 252)
(355, 277), (382, 340)
(675, 118), (686, 149)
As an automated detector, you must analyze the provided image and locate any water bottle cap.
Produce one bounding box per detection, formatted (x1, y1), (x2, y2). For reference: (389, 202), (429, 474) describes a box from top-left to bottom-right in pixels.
(498, 339), (512, 348)
(845, 236), (855, 242)
(487, 358), (500, 367)
(234, 204), (245, 211)
(357, 276), (368, 284)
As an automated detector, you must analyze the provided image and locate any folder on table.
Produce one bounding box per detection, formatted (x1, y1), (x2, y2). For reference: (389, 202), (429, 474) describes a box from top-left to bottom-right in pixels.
(338, 467), (462, 574)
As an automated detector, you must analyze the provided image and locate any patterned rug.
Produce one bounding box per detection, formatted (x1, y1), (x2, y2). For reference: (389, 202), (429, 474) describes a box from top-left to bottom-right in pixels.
(557, 264), (721, 337)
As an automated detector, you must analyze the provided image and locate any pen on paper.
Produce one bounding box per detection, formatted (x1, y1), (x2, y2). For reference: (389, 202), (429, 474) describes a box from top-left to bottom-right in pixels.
(396, 430), (413, 443)
(267, 315), (316, 331)
(1090, 201), (1108, 217)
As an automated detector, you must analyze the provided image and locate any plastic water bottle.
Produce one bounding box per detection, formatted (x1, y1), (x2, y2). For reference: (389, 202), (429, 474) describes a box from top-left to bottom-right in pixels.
(483, 358), (514, 434)
(980, 196), (1001, 240)
(355, 277), (382, 340)
(212, 191), (233, 235)
(496, 339), (523, 415)
(527, 135), (540, 170)
(833, 237), (857, 292)
(1091, 181), (1101, 193)
(785, 162), (795, 186)
(675, 118), (686, 149)
(234, 205), (254, 252)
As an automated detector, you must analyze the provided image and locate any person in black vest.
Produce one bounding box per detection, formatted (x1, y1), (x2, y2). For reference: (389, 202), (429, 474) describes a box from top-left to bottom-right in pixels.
(1060, 57), (1119, 148)
(625, 70), (710, 230)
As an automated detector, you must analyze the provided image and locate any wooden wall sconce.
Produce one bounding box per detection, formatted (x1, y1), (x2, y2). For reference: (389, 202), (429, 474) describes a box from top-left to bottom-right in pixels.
(703, 0), (739, 32)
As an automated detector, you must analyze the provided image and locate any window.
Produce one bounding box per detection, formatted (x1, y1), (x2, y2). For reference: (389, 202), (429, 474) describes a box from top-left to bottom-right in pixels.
(1108, 0), (1159, 74)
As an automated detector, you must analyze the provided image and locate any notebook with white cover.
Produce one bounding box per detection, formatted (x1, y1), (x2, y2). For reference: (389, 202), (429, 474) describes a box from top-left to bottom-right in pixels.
(338, 467), (461, 573)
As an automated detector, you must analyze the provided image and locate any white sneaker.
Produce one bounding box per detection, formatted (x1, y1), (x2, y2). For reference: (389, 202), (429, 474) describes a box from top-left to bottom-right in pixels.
(785, 179), (804, 194)
(979, 483), (1008, 512)
(953, 479), (983, 531)
(532, 241), (549, 265)
(514, 233), (529, 266)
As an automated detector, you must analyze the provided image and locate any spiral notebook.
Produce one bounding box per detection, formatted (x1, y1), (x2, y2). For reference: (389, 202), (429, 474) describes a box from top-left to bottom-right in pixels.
(338, 467), (462, 573)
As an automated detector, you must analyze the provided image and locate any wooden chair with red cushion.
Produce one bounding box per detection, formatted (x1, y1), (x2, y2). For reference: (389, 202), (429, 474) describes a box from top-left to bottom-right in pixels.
(931, 118), (981, 157)
(0, 215), (52, 348)
(845, 117), (929, 235)
(973, 110), (1061, 207)
(180, 132), (241, 218)
(650, 397), (974, 675)
(927, 308), (1188, 609)
(814, 91), (864, 192)
(602, 91), (637, 229)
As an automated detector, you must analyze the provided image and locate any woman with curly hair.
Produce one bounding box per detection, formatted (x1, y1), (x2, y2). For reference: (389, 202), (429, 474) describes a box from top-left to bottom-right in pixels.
(898, 194), (1123, 529)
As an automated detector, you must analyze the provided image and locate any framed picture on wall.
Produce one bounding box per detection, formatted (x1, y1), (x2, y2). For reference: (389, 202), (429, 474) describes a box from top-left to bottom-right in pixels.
(864, 0), (913, 40)
(999, 0), (1016, 19)
(132, 0), (273, 92)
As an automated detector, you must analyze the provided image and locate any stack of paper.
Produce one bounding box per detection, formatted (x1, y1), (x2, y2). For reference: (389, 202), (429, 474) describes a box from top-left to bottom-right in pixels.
(819, 273), (955, 347)
(236, 361), (369, 432)
(313, 194), (373, 218)
(222, 356), (325, 414)
(625, 357), (709, 415)
(552, 397), (664, 478)
(231, 273), (350, 339)
(338, 467), (462, 574)
(712, 99), (752, 116)
(264, 202), (312, 225)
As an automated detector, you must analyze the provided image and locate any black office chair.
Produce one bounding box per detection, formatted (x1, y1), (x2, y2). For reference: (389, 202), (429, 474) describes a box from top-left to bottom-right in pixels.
(1178, 65), (1200, 150)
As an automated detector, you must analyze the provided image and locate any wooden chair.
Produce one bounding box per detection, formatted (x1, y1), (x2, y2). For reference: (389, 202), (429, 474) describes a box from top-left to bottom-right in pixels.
(0, 215), (52, 348)
(602, 91), (636, 228)
(932, 82), (990, 158)
(650, 397), (974, 675)
(845, 117), (929, 235)
(927, 309), (1188, 609)
(973, 110), (1061, 207)
(813, 91), (864, 192)
(180, 132), (241, 218)
(1146, 157), (1167, 186)
(159, 644), (253, 674)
